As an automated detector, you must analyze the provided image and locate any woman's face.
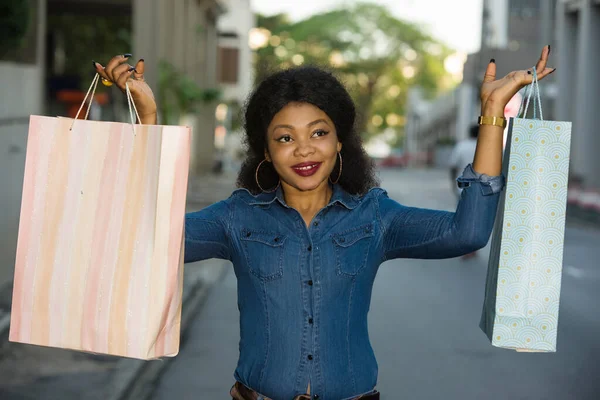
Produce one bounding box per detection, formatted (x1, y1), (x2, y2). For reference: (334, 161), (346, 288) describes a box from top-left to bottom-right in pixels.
(265, 102), (342, 192)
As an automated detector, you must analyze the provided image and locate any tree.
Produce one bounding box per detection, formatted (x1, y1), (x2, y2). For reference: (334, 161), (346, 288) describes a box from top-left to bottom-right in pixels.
(254, 2), (455, 143)
(0, 0), (32, 62)
(158, 60), (222, 125)
(46, 13), (132, 89)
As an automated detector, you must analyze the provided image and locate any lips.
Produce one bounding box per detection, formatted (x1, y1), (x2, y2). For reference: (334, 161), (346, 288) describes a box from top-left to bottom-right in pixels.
(291, 162), (322, 177)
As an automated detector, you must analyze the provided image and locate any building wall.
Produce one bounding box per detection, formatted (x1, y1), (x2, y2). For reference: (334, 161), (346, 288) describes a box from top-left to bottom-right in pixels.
(404, 87), (459, 167)
(406, 0), (561, 168)
(555, 0), (600, 187)
(214, 0), (255, 171)
(0, 1), (47, 289)
(135, 0), (227, 176)
(482, 0), (509, 48)
(217, 0), (255, 104)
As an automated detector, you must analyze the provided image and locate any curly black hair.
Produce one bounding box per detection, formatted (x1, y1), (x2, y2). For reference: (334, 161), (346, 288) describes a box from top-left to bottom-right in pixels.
(236, 65), (380, 195)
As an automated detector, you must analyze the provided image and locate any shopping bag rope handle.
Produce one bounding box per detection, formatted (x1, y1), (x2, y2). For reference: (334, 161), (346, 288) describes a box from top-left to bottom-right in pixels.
(70, 73), (142, 132)
(517, 66), (544, 121)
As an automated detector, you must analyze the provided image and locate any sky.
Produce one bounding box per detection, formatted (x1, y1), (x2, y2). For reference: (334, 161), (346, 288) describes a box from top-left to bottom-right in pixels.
(250, 0), (484, 54)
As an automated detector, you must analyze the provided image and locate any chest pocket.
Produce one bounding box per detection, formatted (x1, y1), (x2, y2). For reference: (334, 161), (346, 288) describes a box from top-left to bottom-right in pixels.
(331, 222), (374, 277)
(240, 229), (286, 281)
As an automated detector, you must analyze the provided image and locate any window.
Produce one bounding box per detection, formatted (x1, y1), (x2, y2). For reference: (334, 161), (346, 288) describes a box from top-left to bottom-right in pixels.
(218, 47), (239, 84)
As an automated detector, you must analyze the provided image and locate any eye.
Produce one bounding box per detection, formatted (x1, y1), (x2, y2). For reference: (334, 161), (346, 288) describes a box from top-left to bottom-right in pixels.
(312, 129), (329, 137)
(276, 135), (293, 143)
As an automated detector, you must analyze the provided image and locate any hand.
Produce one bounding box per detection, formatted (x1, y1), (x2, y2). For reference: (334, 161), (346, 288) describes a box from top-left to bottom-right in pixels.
(480, 45), (556, 116)
(93, 54), (157, 124)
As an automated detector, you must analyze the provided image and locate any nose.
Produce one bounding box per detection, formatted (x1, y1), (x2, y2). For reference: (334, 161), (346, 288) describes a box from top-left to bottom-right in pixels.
(294, 140), (315, 158)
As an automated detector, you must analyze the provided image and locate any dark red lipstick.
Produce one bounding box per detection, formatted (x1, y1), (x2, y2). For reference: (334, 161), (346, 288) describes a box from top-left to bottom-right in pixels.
(291, 162), (322, 177)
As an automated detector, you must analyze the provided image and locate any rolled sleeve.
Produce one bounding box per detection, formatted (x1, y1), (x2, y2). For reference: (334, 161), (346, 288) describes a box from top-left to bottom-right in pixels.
(456, 163), (505, 196)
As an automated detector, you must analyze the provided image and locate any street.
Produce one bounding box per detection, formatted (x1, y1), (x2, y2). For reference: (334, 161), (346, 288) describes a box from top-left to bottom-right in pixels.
(151, 167), (600, 400)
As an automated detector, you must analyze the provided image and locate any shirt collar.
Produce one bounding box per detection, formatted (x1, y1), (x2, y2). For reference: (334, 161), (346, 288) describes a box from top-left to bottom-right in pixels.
(246, 183), (360, 210)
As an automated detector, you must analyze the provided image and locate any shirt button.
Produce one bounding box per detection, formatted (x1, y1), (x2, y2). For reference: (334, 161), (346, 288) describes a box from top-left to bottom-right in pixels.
(307, 354), (313, 360)
(308, 280), (313, 286)
(314, 396), (320, 400)
(307, 245), (312, 251)
(308, 318), (314, 324)
(313, 221), (319, 226)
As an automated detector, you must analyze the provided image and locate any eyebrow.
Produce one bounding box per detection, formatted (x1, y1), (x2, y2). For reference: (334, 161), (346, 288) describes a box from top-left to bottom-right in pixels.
(272, 119), (330, 131)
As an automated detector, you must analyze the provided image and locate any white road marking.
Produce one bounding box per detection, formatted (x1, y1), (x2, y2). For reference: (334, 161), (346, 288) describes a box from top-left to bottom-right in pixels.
(564, 265), (584, 279)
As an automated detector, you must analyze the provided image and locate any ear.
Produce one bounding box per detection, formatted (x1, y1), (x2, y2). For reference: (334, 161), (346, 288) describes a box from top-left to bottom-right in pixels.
(264, 149), (271, 162)
(337, 141), (342, 153)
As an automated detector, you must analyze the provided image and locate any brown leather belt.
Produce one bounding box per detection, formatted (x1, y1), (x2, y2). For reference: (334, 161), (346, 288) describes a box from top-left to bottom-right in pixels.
(230, 381), (380, 400)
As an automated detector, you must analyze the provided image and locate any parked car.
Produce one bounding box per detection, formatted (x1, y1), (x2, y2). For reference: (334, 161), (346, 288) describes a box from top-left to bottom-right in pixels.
(378, 149), (408, 168)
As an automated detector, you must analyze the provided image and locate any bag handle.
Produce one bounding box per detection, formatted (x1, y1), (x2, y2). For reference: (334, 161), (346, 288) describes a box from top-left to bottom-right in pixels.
(516, 66), (543, 120)
(69, 73), (142, 132)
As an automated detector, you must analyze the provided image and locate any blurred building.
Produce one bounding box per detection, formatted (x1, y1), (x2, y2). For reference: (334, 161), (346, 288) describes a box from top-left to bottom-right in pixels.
(0, 1), (47, 292)
(554, 0), (600, 188)
(404, 88), (459, 167)
(215, 0), (255, 173)
(0, 0), (253, 291)
(405, 0), (558, 167)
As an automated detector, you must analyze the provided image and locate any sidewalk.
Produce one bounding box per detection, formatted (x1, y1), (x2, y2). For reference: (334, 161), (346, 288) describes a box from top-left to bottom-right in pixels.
(0, 171), (237, 400)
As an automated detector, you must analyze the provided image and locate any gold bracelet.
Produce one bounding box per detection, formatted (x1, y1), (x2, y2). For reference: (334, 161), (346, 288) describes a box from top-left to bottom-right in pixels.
(478, 115), (507, 128)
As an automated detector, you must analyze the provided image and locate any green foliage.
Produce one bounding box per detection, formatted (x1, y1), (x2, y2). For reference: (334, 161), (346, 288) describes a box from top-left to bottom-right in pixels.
(436, 137), (456, 146)
(158, 61), (177, 124)
(0, 0), (30, 58)
(47, 13), (131, 89)
(158, 60), (222, 125)
(228, 101), (243, 132)
(254, 1), (456, 141)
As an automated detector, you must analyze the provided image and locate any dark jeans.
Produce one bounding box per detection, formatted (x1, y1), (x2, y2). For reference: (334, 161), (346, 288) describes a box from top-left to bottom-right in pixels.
(230, 381), (380, 400)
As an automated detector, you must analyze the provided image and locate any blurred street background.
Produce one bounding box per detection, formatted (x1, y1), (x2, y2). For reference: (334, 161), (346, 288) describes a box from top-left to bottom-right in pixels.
(1, 0), (599, 399)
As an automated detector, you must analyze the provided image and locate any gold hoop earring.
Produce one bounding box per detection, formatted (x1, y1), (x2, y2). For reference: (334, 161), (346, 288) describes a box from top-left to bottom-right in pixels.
(329, 152), (343, 184)
(255, 159), (281, 193)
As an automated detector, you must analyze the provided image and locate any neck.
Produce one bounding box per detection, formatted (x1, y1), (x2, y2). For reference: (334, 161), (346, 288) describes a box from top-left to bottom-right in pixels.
(281, 180), (333, 214)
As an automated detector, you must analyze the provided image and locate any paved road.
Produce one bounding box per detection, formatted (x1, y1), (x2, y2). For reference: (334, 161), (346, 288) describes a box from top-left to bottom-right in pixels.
(152, 168), (600, 400)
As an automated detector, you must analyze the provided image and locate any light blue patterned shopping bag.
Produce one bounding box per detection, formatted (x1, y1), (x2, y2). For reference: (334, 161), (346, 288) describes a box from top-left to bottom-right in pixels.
(480, 68), (572, 352)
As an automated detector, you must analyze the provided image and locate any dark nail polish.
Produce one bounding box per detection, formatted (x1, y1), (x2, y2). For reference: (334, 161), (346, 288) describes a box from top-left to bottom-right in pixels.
(490, 58), (495, 63)
(527, 70), (532, 74)
(550, 68), (556, 74)
(548, 45), (551, 53)
(128, 66), (136, 72)
(139, 58), (145, 62)
(123, 53), (132, 58)
(92, 60), (97, 68)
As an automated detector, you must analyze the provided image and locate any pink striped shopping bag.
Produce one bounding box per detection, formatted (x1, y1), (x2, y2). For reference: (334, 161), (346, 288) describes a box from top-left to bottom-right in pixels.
(9, 74), (191, 360)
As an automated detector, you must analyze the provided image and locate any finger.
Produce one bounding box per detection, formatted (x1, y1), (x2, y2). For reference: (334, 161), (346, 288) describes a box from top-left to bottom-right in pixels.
(105, 53), (132, 82)
(483, 59), (496, 83)
(133, 59), (145, 81)
(112, 63), (133, 89)
(92, 61), (111, 82)
(535, 45), (550, 73)
(113, 64), (135, 91)
(116, 66), (136, 91)
(521, 64), (555, 84)
(536, 67), (556, 81)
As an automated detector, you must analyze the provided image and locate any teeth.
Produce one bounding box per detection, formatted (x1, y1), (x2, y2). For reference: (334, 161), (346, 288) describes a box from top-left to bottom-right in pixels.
(296, 164), (317, 171)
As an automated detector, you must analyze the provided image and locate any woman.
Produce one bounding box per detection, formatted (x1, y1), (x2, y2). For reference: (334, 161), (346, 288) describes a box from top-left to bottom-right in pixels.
(94, 45), (554, 400)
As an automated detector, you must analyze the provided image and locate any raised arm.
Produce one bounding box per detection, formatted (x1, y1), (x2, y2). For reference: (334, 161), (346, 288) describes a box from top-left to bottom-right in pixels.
(377, 164), (504, 261)
(378, 45), (554, 261)
(475, 45), (554, 176)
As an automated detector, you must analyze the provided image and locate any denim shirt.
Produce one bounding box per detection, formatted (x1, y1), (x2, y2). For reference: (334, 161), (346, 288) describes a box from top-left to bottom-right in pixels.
(184, 164), (505, 400)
